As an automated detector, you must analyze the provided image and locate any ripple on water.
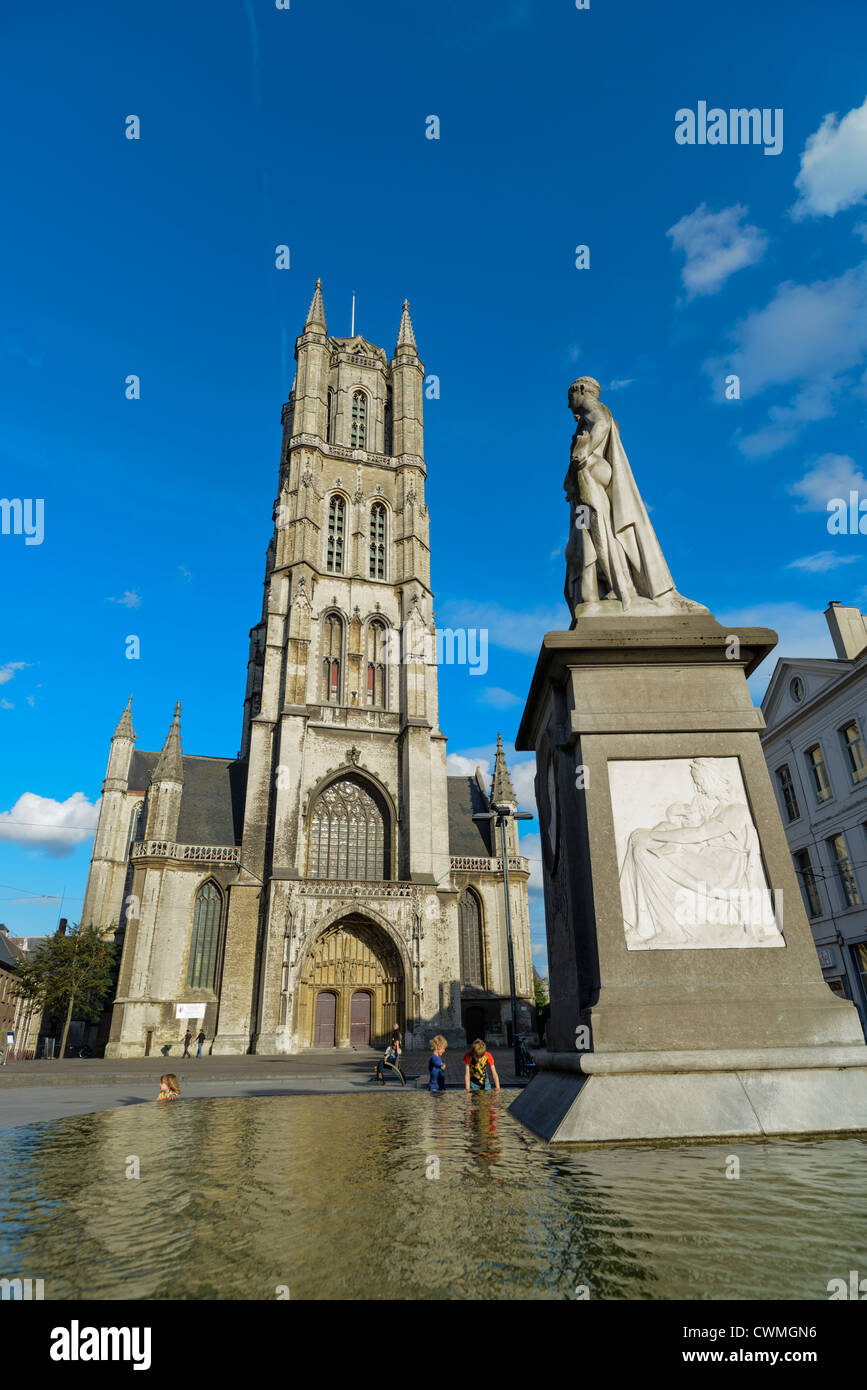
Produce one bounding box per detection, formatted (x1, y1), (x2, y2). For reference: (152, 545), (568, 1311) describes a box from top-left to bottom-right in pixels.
(0, 1093), (864, 1300)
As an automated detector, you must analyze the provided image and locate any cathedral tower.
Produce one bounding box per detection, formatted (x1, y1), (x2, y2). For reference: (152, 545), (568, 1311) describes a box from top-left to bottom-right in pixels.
(214, 282), (459, 1052)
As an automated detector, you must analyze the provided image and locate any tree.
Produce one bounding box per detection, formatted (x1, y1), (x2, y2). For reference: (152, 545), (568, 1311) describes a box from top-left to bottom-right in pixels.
(12, 924), (117, 1059)
(533, 966), (549, 1012)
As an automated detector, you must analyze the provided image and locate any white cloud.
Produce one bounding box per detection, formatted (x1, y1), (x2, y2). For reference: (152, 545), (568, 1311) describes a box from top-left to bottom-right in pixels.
(786, 551), (860, 573)
(477, 686), (521, 709)
(0, 792), (101, 857)
(706, 263), (867, 400)
(510, 760), (538, 817)
(445, 754), (490, 778)
(667, 203), (768, 298)
(0, 662), (29, 686)
(738, 380), (839, 458)
(0, 698), (13, 711)
(792, 95), (867, 220)
(790, 453), (867, 510)
(607, 378), (635, 391)
(519, 831), (544, 898)
(438, 601), (569, 655)
(107, 591), (141, 609)
(717, 602), (837, 701)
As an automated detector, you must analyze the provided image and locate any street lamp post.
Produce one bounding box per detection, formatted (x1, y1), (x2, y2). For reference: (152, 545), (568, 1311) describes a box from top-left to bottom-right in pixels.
(474, 803), (533, 1080)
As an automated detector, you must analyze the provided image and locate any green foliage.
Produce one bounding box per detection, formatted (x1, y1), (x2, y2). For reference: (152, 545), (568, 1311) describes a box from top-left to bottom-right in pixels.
(532, 966), (549, 1011)
(12, 924), (117, 1057)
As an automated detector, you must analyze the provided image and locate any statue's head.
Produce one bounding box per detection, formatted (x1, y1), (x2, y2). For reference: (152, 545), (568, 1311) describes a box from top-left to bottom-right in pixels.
(568, 376), (601, 411)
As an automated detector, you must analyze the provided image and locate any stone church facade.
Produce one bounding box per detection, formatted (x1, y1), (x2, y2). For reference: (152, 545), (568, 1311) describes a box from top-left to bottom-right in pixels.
(81, 282), (533, 1056)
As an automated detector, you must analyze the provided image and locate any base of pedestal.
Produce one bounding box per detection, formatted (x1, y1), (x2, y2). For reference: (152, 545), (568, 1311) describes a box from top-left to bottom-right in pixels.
(510, 1048), (867, 1144)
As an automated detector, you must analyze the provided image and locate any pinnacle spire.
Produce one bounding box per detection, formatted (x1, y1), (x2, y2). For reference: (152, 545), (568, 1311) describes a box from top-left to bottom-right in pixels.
(305, 277), (326, 331)
(396, 298), (417, 352)
(153, 701), (184, 784)
(112, 695), (135, 742)
(490, 733), (516, 806)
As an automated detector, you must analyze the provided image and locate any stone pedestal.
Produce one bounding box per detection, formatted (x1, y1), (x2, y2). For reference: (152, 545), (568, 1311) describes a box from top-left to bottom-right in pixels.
(511, 614), (867, 1144)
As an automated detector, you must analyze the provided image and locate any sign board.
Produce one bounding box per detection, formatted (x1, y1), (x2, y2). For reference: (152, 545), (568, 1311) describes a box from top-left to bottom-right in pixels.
(5, 1032), (13, 1045)
(175, 1003), (206, 1019)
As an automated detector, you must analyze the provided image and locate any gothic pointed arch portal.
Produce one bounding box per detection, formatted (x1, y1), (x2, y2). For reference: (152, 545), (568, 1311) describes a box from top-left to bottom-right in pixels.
(297, 914), (404, 1049)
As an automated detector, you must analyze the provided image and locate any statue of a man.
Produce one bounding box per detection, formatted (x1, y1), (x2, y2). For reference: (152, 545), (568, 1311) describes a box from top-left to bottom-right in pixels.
(564, 377), (705, 618)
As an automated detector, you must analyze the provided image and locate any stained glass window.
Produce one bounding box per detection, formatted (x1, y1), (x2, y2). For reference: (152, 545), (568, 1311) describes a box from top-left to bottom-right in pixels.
(308, 778), (387, 880)
(351, 391), (367, 449)
(459, 888), (484, 988)
(327, 495), (345, 573)
(369, 503), (386, 579)
(187, 881), (222, 989)
(322, 614), (343, 703)
(365, 619), (387, 708)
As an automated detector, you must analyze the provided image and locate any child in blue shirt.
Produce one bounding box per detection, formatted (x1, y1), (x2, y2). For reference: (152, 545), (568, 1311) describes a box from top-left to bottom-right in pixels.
(428, 1035), (447, 1092)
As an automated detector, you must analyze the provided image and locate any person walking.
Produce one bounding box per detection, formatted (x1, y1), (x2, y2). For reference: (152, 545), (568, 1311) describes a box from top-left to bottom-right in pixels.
(195, 1028), (206, 1059)
(182, 1029), (193, 1058)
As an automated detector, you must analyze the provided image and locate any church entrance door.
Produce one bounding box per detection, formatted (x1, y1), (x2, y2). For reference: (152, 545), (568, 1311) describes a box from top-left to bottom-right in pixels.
(350, 991), (371, 1047)
(313, 991), (337, 1047)
(298, 915), (403, 1049)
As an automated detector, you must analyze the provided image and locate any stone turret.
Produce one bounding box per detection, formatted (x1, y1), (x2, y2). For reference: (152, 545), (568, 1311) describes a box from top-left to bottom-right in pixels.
(80, 697), (136, 934)
(145, 703), (184, 841)
(390, 299), (424, 458)
(490, 733), (520, 855)
(293, 277), (330, 439)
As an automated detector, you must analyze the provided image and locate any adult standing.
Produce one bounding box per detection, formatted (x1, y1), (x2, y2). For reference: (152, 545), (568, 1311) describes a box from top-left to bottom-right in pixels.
(195, 1028), (206, 1059)
(182, 1028), (193, 1058)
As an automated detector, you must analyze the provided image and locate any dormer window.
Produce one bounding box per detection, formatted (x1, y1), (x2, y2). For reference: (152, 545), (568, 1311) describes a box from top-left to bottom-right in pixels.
(351, 391), (367, 449)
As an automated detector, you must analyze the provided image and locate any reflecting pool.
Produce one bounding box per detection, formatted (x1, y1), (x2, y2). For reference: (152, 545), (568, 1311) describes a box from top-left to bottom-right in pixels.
(1, 1092), (865, 1300)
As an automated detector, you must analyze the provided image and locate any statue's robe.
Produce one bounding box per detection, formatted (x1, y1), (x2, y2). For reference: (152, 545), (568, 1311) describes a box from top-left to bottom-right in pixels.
(572, 412), (675, 602)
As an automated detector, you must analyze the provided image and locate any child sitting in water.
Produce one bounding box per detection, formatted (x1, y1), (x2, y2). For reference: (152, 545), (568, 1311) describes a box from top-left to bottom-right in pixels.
(157, 1074), (181, 1102)
(428, 1036), (447, 1093)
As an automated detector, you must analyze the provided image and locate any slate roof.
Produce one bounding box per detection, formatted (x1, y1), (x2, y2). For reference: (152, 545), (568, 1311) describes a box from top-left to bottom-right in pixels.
(128, 752), (247, 846)
(0, 932), (20, 971)
(447, 775), (494, 856)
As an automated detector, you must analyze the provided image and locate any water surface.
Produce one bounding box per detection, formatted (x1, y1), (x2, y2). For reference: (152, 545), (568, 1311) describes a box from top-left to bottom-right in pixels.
(0, 1092), (864, 1300)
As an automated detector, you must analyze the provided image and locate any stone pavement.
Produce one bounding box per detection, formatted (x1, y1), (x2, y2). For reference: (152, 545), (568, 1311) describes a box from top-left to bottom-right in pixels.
(0, 1048), (527, 1129)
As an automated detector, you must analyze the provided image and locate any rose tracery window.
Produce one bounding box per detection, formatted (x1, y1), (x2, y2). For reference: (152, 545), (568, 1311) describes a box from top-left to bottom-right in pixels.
(308, 778), (388, 880)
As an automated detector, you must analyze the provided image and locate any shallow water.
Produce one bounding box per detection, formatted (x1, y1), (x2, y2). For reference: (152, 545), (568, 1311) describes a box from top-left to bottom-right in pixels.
(0, 1092), (864, 1300)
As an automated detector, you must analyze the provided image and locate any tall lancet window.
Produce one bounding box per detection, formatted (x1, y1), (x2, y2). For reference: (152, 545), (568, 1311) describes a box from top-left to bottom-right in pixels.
(327, 495), (345, 573)
(366, 619), (388, 708)
(188, 881), (222, 990)
(384, 387), (393, 455)
(369, 502), (386, 580)
(327, 388), (336, 443)
(322, 613), (343, 703)
(459, 888), (485, 988)
(351, 391), (367, 449)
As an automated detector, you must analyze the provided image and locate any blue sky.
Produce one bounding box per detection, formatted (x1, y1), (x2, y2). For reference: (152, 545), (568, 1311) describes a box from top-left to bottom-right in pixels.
(2, 0), (867, 973)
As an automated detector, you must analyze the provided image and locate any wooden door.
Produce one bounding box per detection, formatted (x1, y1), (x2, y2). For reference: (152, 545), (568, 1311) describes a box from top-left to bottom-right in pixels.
(350, 991), (371, 1047)
(314, 991), (336, 1047)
